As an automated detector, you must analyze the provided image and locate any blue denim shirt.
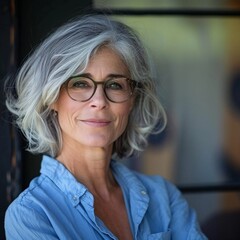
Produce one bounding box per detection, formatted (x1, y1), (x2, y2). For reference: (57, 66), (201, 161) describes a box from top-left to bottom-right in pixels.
(5, 155), (207, 239)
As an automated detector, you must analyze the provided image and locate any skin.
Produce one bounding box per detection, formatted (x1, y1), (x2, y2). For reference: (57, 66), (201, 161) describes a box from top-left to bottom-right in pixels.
(53, 47), (134, 240)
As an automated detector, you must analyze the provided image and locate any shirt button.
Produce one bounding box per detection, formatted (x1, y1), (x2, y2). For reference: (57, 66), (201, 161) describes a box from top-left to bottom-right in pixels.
(141, 190), (147, 195)
(73, 196), (78, 201)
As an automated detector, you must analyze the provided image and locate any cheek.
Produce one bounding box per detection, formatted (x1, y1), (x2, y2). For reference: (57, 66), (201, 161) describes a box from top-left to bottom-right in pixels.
(54, 98), (80, 130)
(115, 105), (133, 133)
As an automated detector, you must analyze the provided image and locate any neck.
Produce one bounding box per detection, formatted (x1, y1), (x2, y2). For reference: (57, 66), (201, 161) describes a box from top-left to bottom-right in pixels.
(56, 145), (117, 199)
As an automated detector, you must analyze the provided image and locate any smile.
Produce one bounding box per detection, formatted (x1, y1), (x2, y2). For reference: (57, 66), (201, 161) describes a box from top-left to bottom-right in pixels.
(80, 119), (111, 127)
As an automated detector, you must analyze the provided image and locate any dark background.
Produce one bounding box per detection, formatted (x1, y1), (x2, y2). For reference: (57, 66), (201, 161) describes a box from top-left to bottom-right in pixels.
(0, 1), (92, 239)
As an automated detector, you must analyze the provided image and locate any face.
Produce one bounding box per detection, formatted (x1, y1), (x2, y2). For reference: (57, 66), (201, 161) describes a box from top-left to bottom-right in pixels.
(53, 47), (134, 154)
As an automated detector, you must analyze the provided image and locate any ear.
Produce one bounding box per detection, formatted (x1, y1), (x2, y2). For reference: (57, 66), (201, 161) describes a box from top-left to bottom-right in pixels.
(50, 102), (58, 112)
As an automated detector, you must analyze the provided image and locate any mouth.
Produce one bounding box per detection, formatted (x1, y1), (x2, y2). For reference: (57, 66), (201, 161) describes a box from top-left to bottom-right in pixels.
(80, 119), (112, 127)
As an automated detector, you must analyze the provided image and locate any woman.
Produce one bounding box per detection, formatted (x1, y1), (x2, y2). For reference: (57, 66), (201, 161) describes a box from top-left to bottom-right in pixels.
(5, 15), (207, 239)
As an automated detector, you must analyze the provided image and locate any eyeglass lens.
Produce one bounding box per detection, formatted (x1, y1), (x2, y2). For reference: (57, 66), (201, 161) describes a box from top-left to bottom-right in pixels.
(66, 76), (135, 103)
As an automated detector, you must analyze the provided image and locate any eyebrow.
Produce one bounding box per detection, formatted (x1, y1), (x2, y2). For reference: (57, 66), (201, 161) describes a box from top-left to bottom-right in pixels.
(73, 73), (129, 79)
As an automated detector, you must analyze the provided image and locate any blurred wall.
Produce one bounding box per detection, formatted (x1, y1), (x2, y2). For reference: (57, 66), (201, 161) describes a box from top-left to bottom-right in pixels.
(94, 0), (240, 229)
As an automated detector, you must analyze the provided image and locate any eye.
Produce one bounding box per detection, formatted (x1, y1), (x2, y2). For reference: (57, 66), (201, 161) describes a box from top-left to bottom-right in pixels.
(68, 77), (92, 89)
(72, 81), (88, 88)
(106, 82), (122, 90)
(105, 79), (126, 90)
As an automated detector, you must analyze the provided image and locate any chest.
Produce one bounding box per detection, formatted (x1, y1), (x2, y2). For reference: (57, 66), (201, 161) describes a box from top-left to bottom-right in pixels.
(94, 197), (133, 240)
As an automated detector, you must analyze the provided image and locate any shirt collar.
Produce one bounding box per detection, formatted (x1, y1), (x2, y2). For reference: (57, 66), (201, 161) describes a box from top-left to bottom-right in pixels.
(40, 155), (88, 206)
(40, 155), (149, 211)
(111, 160), (150, 236)
(111, 159), (149, 198)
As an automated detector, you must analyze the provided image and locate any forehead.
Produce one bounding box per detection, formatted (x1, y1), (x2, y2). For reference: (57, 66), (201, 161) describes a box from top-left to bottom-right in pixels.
(85, 47), (129, 75)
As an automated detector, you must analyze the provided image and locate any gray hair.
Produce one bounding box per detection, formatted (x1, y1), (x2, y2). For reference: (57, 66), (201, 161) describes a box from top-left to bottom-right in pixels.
(6, 14), (166, 158)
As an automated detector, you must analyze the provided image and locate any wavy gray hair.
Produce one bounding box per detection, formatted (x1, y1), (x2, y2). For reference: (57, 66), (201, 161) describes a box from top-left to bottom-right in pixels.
(6, 14), (166, 158)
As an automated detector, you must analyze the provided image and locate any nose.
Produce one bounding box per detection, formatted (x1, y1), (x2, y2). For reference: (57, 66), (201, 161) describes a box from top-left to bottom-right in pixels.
(90, 85), (108, 109)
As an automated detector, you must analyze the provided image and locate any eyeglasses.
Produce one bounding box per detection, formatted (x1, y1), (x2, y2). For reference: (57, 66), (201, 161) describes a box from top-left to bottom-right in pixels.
(65, 75), (139, 103)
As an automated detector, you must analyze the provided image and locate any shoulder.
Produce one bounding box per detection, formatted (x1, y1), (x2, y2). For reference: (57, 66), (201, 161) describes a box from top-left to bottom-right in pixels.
(133, 173), (207, 239)
(113, 160), (182, 204)
(4, 177), (57, 239)
(5, 170), (62, 225)
(133, 169), (181, 200)
(134, 170), (174, 189)
(134, 171), (186, 213)
(5, 175), (50, 221)
(4, 171), (75, 239)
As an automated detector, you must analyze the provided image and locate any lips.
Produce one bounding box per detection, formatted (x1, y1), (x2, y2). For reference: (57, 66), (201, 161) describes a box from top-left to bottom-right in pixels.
(80, 119), (112, 127)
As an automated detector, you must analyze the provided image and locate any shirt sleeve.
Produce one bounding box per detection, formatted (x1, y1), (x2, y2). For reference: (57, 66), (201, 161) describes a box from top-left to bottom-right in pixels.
(165, 180), (208, 240)
(5, 201), (59, 240)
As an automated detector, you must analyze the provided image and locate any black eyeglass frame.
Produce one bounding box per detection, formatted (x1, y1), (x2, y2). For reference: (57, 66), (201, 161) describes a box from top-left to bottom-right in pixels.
(64, 75), (141, 103)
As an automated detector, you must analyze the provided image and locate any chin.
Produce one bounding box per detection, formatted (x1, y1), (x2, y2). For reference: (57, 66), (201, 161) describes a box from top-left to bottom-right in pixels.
(83, 138), (112, 148)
